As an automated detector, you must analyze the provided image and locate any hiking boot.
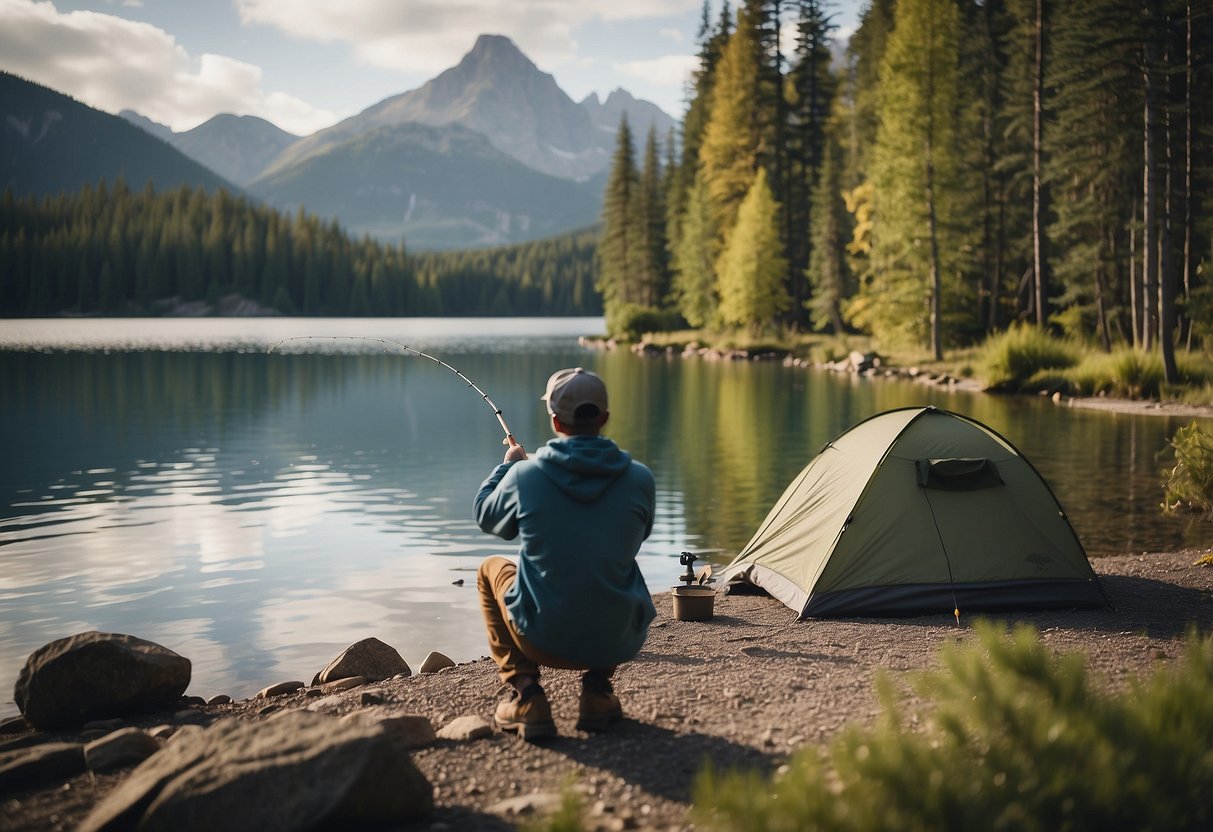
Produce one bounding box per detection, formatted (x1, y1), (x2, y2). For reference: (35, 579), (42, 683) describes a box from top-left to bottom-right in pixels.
(575, 672), (622, 732)
(495, 683), (556, 741)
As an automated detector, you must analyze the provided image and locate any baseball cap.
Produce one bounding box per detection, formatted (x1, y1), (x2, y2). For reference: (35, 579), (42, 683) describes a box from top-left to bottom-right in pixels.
(540, 367), (608, 425)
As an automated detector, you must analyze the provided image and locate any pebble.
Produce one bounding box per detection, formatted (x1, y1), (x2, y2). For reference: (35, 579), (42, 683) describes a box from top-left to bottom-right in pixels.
(206, 695), (232, 706)
(256, 681), (305, 698)
(488, 792), (563, 816)
(436, 715), (492, 742)
(82, 718), (124, 732)
(320, 676), (367, 693)
(419, 651), (456, 674)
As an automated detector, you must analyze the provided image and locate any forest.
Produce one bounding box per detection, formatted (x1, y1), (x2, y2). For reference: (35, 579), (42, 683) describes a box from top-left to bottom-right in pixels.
(0, 181), (600, 318)
(598, 0), (1213, 382)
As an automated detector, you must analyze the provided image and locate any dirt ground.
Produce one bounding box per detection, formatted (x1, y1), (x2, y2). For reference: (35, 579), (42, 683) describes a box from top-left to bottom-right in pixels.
(3, 550), (1212, 832)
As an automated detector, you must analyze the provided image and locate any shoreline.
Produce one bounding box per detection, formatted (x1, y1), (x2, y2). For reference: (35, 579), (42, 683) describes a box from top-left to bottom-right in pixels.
(582, 336), (1213, 421)
(4, 549), (1211, 831)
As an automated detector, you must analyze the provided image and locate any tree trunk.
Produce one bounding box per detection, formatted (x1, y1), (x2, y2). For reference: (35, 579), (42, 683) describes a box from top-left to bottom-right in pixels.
(1032, 0), (1049, 327)
(1129, 196), (1140, 346)
(1183, 0), (1193, 349)
(1141, 3), (1159, 353)
(1159, 9), (1178, 383)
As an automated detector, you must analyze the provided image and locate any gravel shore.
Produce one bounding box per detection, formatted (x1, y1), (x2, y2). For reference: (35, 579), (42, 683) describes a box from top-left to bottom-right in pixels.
(4, 550), (1212, 832)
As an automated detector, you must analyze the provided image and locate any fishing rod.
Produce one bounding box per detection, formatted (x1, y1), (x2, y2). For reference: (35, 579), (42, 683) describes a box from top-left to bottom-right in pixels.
(267, 335), (516, 445)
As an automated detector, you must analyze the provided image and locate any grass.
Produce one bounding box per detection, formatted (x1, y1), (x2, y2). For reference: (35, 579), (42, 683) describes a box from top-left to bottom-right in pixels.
(632, 323), (1213, 404)
(1162, 421), (1213, 518)
(979, 324), (1081, 391)
(692, 623), (1213, 832)
(524, 624), (1213, 831)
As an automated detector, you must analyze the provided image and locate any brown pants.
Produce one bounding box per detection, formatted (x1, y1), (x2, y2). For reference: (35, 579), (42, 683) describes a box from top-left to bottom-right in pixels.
(477, 556), (613, 686)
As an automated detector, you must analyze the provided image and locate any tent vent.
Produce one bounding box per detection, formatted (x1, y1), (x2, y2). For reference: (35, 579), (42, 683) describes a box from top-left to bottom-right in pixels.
(916, 458), (1004, 491)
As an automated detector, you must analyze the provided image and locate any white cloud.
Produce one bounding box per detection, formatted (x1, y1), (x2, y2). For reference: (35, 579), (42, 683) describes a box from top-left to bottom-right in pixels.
(659, 27), (684, 43)
(614, 54), (698, 89)
(234, 0), (697, 74)
(0, 0), (337, 133)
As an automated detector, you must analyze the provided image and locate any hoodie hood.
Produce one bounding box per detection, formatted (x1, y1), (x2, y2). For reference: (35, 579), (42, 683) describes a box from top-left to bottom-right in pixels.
(532, 436), (631, 503)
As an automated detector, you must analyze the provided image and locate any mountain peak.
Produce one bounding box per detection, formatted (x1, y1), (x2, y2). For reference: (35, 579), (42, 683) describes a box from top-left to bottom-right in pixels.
(462, 34), (537, 74)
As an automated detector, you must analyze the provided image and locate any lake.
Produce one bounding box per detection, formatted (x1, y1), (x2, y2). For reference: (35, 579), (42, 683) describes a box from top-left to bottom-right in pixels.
(2, 317), (1210, 717)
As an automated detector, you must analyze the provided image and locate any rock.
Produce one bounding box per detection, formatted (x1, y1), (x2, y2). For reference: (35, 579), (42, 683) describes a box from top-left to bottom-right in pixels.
(321, 675), (367, 693)
(182, 695), (207, 706)
(78, 711), (432, 832)
(341, 711), (436, 749)
(256, 680), (305, 698)
(148, 724), (177, 740)
(166, 724), (203, 745)
(83, 718), (125, 732)
(0, 742), (86, 790)
(437, 715), (491, 742)
(14, 632), (191, 730)
(418, 651), (456, 674)
(0, 715), (30, 735)
(316, 637), (411, 684)
(206, 694), (232, 706)
(0, 733), (50, 753)
(360, 690), (386, 706)
(489, 791), (563, 816)
(84, 727), (162, 773)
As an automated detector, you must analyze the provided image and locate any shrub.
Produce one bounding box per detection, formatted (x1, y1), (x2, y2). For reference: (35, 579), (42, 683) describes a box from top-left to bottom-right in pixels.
(1162, 421), (1213, 518)
(980, 325), (1079, 391)
(606, 304), (684, 340)
(695, 622), (1213, 832)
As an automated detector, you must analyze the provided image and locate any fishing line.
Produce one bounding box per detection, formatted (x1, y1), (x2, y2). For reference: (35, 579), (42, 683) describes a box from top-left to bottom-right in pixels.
(267, 335), (516, 445)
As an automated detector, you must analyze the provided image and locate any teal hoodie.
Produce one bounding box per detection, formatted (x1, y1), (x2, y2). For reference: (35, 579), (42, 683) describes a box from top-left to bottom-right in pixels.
(474, 435), (657, 667)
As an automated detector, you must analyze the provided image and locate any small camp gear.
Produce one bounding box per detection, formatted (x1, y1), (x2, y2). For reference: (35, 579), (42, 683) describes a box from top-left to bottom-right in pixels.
(673, 552), (716, 621)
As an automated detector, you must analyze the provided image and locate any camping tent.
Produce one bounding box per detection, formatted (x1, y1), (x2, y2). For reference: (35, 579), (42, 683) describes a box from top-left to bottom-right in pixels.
(717, 406), (1107, 617)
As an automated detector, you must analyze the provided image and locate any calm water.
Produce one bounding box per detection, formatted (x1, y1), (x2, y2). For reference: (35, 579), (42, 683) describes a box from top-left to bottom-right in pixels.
(2, 318), (1210, 717)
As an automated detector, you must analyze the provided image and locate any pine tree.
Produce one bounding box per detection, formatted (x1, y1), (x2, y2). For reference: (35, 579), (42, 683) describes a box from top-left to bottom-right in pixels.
(717, 169), (790, 332)
(862, 0), (968, 356)
(699, 4), (764, 253)
(806, 135), (851, 332)
(632, 127), (669, 307)
(597, 115), (640, 332)
(671, 173), (719, 327)
(786, 0), (838, 322)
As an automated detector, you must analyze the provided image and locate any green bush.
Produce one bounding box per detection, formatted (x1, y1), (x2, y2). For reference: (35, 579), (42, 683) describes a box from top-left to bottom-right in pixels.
(695, 622), (1213, 832)
(606, 303), (684, 340)
(1162, 421), (1213, 518)
(980, 325), (1080, 391)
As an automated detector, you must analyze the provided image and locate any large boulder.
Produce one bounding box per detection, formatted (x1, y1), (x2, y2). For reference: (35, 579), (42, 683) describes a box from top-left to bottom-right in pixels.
(315, 637), (410, 684)
(79, 711), (433, 832)
(14, 632), (191, 730)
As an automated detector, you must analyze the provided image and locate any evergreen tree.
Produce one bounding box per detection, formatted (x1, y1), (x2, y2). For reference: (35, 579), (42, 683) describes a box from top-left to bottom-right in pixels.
(597, 115), (640, 332)
(860, 0), (969, 357)
(699, 3), (764, 253)
(633, 127), (670, 307)
(671, 173), (719, 327)
(786, 0), (838, 321)
(806, 135), (851, 332)
(717, 169), (790, 332)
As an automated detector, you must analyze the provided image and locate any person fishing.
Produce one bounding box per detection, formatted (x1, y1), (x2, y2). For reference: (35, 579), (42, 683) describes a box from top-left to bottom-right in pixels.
(474, 367), (657, 741)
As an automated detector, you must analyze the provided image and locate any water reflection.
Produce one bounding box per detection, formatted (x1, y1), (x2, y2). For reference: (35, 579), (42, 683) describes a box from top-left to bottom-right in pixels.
(1, 319), (1210, 717)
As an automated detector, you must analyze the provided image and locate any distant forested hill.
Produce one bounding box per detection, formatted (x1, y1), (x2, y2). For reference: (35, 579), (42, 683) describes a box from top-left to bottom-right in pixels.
(0, 72), (234, 197)
(0, 182), (598, 317)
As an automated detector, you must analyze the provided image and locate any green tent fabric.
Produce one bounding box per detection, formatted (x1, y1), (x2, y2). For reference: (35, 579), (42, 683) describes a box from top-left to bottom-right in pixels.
(718, 406), (1107, 617)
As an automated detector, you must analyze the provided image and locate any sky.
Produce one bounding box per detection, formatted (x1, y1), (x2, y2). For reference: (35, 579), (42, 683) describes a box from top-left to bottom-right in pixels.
(0, 0), (863, 137)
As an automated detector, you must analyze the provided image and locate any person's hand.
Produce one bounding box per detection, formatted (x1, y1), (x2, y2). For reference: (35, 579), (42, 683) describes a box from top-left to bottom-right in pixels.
(503, 436), (528, 463)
